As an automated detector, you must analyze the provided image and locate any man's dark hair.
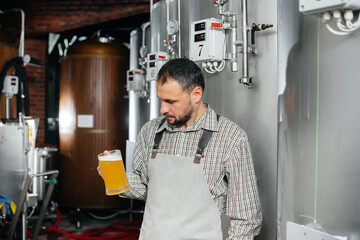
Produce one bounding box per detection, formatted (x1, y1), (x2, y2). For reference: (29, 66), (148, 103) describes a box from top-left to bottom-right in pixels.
(157, 58), (205, 92)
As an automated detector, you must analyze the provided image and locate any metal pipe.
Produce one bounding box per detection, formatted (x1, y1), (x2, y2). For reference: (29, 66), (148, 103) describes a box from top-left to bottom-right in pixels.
(21, 205), (26, 240)
(5, 97), (9, 119)
(141, 22), (151, 47)
(150, 0), (153, 26)
(230, 15), (238, 72)
(18, 9), (25, 57)
(149, 0), (160, 120)
(150, 80), (160, 120)
(240, 0), (251, 86)
(129, 30), (140, 142)
(178, 0), (181, 57)
(166, 0), (170, 25)
(31, 174), (58, 240)
(129, 29), (139, 67)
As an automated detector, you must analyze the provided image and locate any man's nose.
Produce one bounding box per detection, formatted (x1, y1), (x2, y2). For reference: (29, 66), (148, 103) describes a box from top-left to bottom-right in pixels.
(160, 102), (169, 115)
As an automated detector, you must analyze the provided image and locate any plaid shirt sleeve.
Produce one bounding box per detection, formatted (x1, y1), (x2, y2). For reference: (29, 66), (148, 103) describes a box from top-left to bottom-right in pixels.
(120, 119), (158, 200)
(225, 133), (262, 239)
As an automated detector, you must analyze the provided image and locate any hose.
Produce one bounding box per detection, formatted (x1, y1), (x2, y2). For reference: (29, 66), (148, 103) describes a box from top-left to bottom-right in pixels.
(87, 200), (133, 221)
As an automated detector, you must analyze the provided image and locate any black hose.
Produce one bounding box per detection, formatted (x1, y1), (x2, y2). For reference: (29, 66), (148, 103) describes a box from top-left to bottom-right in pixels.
(87, 200), (133, 221)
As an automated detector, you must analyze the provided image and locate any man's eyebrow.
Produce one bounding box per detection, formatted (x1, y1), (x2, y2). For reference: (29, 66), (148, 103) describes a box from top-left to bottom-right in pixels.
(163, 99), (176, 103)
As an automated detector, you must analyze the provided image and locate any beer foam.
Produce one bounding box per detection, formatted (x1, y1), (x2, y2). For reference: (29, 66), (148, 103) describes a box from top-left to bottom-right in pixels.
(98, 154), (122, 161)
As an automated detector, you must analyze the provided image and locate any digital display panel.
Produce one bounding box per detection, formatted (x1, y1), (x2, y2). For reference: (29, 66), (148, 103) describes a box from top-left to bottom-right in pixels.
(194, 22), (206, 32)
(149, 55), (156, 61)
(194, 33), (206, 42)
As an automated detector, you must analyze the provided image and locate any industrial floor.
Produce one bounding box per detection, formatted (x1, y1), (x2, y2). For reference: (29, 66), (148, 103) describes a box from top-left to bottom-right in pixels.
(41, 208), (141, 240)
(11, 207), (143, 240)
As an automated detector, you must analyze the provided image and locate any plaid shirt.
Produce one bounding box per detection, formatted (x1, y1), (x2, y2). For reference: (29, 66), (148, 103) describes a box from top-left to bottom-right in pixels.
(123, 105), (262, 239)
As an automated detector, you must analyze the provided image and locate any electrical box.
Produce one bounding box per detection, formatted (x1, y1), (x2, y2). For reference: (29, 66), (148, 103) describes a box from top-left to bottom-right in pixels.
(2, 76), (19, 95)
(286, 222), (347, 240)
(300, 0), (360, 14)
(189, 18), (225, 62)
(146, 52), (169, 81)
(127, 69), (145, 91)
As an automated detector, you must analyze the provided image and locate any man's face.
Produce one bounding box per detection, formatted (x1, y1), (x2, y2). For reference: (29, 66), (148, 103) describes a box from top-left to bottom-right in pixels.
(156, 79), (194, 128)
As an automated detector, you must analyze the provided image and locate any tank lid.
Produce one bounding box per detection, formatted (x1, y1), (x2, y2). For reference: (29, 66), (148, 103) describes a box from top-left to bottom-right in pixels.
(67, 40), (129, 57)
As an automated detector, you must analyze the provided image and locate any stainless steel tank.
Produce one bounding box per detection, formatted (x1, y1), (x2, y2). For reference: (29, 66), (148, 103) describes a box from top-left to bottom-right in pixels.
(32, 147), (58, 201)
(0, 119), (31, 204)
(277, 1), (360, 239)
(148, 0), (278, 239)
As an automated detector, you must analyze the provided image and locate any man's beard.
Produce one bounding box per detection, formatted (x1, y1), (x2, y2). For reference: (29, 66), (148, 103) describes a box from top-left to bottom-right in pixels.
(170, 111), (192, 126)
(166, 103), (194, 127)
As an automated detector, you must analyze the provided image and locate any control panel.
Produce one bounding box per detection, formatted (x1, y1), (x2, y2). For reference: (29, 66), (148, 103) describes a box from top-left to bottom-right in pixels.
(2, 76), (19, 95)
(146, 52), (169, 81)
(190, 18), (225, 62)
(300, 0), (360, 14)
(126, 69), (145, 92)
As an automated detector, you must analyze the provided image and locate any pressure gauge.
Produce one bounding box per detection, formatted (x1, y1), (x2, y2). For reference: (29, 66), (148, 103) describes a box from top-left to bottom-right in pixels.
(167, 19), (179, 35)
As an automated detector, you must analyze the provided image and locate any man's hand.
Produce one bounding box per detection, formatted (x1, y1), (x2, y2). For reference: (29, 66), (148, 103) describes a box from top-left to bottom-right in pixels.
(97, 150), (109, 179)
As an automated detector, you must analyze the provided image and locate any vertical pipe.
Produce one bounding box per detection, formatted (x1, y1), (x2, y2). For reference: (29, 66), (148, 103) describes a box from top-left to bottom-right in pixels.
(240, 0), (250, 85)
(17, 9), (25, 57)
(141, 22), (151, 48)
(128, 30), (140, 142)
(150, 0), (153, 26)
(166, 0), (170, 25)
(230, 24), (238, 72)
(126, 30), (141, 174)
(178, 0), (181, 57)
(21, 206), (26, 240)
(150, 80), (160, 119)
(5, 97), (9, 119)
(149, 1), (160, 120)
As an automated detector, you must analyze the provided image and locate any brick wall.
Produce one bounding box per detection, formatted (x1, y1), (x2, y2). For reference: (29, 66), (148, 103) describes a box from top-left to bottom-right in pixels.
(25, 38), (50, 147)
(0, 1), (151, 38)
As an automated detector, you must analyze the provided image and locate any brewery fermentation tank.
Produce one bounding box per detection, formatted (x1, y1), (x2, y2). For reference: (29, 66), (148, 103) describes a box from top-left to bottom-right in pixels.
(59, 40), (129, 208)
(0, 32), (18, 119)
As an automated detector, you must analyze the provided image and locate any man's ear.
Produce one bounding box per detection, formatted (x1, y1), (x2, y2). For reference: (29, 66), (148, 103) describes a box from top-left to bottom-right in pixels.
(191, 86), (203, 103)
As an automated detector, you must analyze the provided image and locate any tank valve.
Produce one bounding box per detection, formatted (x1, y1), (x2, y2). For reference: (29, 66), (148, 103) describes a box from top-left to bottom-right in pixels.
(240, 77), (253, 89)
(250, 23), (273, 44)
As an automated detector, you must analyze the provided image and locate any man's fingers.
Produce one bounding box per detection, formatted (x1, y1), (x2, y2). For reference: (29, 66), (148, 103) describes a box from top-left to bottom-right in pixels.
(97, 150), (109, 179)
(97, 164), (103, 178)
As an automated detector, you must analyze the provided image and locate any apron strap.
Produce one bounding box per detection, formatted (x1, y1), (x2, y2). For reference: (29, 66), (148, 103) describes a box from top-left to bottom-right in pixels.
(151, 114), (221, 162)
(194, 114), (220, 164)
(151, 117), (167, 159)
(194, 129), (213, 164)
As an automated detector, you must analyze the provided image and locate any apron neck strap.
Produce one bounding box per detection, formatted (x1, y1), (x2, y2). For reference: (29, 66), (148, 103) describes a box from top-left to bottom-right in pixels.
(151, 117), (166, 158)
(151, 114), (221, 161)
(194, 114), (220, 163)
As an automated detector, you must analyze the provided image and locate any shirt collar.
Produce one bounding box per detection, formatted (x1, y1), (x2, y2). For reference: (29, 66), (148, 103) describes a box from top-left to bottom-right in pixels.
(156, 104), (219, 133)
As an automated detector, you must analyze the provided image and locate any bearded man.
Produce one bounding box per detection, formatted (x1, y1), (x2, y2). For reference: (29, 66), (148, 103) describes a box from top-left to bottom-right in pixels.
(98, 58), (262, 240)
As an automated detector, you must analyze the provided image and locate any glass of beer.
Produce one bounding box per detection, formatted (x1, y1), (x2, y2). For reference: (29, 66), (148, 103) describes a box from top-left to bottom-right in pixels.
(98, 149), (131, 195)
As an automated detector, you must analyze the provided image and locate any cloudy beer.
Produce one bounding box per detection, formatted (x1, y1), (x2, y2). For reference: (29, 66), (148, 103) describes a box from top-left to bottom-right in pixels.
(98, 150), (130, 195)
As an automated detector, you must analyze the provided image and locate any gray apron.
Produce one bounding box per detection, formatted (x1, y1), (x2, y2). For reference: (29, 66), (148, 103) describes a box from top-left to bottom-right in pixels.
(139, 118), (223, 240)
